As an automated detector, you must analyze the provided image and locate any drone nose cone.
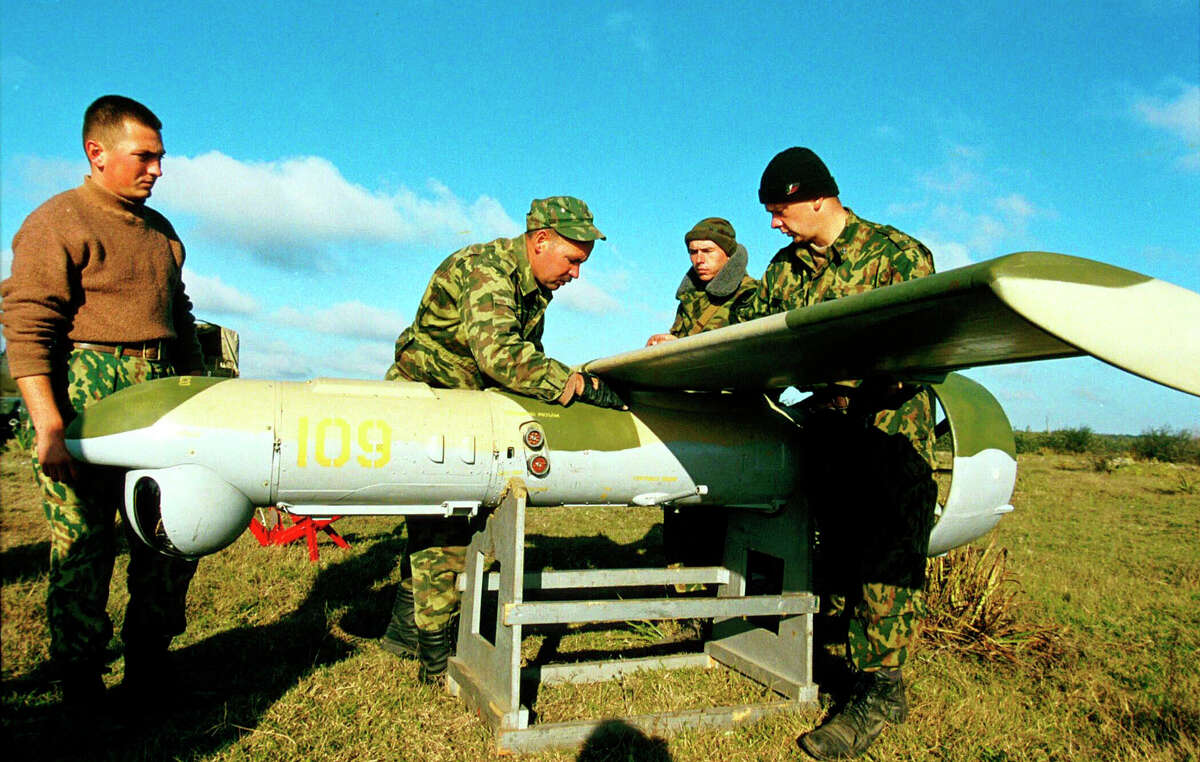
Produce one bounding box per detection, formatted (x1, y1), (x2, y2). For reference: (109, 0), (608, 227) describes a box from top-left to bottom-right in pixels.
(65, 376), (232, 441)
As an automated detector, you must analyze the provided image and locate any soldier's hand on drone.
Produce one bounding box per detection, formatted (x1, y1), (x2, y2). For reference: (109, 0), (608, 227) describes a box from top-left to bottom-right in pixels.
(558, 371), (627, 410)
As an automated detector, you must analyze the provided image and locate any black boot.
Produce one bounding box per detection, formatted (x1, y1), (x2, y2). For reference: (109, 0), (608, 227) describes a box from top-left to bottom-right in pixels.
(416, 613), (459, 685)
(62, 670), (106, 710)
(872, 668), (908, 723)
(122, 634), (177, 708)
(380, 585), (418, 658)
(55, 666), (110, 737)
(798, 669), (905, 760)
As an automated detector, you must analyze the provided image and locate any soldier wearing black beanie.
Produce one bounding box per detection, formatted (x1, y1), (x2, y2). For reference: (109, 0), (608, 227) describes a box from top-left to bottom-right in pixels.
(758, 146), (840, 203)
(737, 146), (938, 762)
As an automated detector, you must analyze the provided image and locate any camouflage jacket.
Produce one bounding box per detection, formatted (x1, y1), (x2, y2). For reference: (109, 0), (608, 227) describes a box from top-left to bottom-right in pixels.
(386, 235), (571, 401)
(733, 209), (937, 459)
(669, 244), (758, 337)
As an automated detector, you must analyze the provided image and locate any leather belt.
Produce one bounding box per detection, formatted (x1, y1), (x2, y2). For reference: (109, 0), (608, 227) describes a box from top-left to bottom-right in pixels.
(70, 340), (168, 360)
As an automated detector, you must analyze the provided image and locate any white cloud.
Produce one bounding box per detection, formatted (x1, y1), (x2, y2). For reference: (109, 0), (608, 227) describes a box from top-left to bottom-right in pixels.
(917, 164), (980, 194)
(1135, 83), (1200, 143)
(923, 194), (1050, 259)
(884, 201), (927, 217)
(916, 144), (989, 194)
(321, 341), (396, 379)
(906, 143), (1054, 260)
(992, 193), (1037, 221)
(153, 151), (520, 264)
(272, 300), (407, 341)
(184, 271), (260, 316)
(1134, 82), (1200, 170)
(917, 236), (974, 271)
(238, 336), (316, 381)
(10, 156), (82, 204)
(926, 204), (1006, 256)
(1, 248), (12, 281)
(231, 330), (395, 381)
(551, 276), (623, 315)
(991, 193), (1055, 236)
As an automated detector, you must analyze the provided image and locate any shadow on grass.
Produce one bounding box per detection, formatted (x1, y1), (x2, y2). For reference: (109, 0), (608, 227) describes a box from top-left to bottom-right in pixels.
(2, 532), (405, 761)
(1, 518), (142, 586)
(1130, 702), (1200, 749)
(519, 526), (694, 670)
(0, 540), (51, 584)
(525, 523), (665, 570)
(3, 520), (679, 759)
(577, 719), (673, 761)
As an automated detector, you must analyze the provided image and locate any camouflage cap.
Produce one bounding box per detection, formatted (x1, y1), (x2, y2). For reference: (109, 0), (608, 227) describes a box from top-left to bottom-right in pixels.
(526, 196), (606, 241)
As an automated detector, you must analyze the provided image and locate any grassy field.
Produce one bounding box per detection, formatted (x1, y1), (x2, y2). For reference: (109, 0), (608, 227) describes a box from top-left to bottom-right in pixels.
(2, 443), (1197, 761)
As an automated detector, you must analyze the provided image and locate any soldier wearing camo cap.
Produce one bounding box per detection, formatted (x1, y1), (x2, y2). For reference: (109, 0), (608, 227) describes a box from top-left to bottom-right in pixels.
(734, 147), (938, 760)
(0, 95), (205, 714)
(381, 195), (624, 682)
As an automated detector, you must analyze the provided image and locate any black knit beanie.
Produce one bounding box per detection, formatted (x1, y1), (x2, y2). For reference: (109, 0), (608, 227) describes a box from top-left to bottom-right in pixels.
(758, 147), (839, 204)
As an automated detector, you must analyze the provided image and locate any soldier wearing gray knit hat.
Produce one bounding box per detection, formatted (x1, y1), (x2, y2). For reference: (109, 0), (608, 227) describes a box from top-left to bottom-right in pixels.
(647, 217), (757, 346)
(684, 217), (737, 256)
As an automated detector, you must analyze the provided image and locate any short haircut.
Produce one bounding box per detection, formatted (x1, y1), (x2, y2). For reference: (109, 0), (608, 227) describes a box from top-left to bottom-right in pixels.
(82, 95), (162, 146)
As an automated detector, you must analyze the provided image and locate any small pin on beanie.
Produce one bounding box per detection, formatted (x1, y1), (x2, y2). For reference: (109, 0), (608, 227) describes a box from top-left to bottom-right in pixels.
(758, 147), (839, 204)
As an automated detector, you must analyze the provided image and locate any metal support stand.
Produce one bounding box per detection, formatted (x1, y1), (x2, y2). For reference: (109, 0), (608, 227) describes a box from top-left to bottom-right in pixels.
(446, 482), (818, 754)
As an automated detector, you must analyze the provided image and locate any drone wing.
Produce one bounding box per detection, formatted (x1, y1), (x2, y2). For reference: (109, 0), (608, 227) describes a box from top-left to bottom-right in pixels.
(584, 252), (1200, 397)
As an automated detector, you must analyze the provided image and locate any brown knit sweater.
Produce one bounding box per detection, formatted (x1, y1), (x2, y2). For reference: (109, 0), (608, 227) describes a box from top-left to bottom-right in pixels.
(1, 177), (203, 378)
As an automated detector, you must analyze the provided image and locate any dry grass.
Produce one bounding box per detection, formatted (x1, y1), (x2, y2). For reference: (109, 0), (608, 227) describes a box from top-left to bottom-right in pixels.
(922, 542), (1067, 663)
(2, 445), (1198, 760)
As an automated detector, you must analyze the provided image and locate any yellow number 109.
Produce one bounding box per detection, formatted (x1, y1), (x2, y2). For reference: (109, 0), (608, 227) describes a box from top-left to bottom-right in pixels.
(296, 417), (392, 469)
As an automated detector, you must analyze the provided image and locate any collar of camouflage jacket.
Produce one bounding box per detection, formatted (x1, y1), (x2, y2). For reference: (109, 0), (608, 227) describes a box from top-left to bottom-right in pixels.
(514, 234), (551, 301)
(676, 243), (749, 299)
(792, 207), (863, 274)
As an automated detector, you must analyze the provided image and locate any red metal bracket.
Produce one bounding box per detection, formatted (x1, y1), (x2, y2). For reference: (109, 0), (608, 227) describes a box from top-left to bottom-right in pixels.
(248, 506), (350, 562)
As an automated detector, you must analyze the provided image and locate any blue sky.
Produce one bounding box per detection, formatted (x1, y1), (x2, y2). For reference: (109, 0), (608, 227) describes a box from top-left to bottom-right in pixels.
(2, 0), (1197, 434)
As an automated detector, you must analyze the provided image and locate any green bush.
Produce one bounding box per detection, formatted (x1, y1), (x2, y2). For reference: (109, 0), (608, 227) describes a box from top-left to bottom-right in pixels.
(1014, 430), (1051, 454)
(1132, 427), (1200, 464)
(1053, 426), (1094, 454)
(1014, 428), (1141, 458)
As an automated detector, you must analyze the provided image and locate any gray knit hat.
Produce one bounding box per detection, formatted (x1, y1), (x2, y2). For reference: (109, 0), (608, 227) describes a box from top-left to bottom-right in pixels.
(684, 217), (736, 255)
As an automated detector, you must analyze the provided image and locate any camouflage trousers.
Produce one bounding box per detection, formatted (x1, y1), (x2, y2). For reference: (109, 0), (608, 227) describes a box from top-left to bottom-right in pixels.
(34, 349), (197, 672)
(801, 397), (937, 671)
(397, 512), (490, 632)
(819, 584), (926, 671)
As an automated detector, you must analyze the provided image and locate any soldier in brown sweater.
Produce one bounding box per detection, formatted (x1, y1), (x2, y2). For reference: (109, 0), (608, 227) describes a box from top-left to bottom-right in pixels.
(1, 95), (205, 711)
